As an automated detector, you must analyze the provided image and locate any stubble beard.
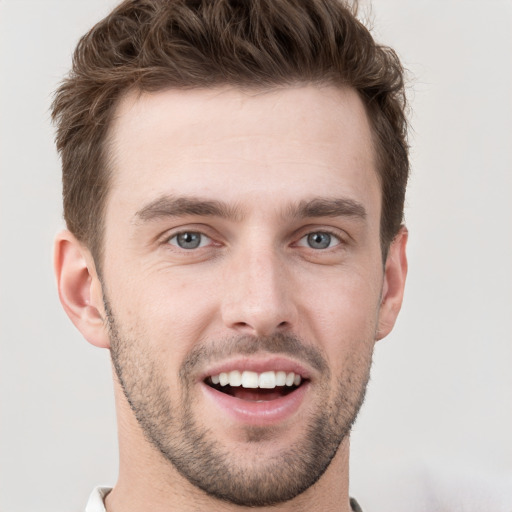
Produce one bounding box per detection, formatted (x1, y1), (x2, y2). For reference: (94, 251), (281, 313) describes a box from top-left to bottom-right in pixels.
(105, 298), (373, 507)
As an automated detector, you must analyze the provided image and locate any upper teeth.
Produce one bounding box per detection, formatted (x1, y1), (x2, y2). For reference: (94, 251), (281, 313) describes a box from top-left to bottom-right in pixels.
(210, 370), (302, 389)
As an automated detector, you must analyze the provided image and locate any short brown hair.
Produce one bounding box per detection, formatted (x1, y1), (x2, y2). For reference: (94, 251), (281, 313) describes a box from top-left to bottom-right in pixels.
(52, 0), (408, 262)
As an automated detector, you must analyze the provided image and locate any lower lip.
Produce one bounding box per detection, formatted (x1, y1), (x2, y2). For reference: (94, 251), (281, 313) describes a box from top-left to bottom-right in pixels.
(201, 382), (309, 426)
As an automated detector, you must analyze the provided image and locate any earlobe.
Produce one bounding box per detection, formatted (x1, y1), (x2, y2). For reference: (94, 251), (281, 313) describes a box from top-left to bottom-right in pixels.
(54, 230), (110, 349)
(376, 226), (408, 341)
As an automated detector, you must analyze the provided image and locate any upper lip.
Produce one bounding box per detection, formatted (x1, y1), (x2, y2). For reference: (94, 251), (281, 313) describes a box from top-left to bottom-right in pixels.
(199, 355), (312, 383)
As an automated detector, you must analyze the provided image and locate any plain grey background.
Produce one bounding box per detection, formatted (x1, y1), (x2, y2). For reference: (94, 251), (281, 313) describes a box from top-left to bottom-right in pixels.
(1, 1), (511, 511)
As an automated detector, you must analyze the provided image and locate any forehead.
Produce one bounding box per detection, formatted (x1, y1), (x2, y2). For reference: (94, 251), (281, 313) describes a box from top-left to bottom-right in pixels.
(107, 85), (379, 219)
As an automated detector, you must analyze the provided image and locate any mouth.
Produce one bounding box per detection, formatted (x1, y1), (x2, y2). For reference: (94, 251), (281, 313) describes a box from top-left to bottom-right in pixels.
(205, 370), (305, 402)
(200, 360), (310, 425)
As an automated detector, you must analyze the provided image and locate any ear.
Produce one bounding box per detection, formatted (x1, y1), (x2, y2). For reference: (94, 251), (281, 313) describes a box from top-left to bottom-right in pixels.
(376, 226), (408, 341)
(54, 230), (110, 349)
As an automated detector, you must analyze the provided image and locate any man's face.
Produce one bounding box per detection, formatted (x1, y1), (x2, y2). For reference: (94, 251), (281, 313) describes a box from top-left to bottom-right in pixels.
(101, 85), (391, 505)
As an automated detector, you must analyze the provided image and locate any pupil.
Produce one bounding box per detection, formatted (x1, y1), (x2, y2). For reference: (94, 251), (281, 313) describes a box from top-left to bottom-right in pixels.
(178, 232), (201, 249)
(308, 232), (330, 249)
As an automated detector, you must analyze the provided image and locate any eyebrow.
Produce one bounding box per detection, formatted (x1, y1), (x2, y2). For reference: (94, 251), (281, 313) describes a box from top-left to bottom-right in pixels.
(134, 195), (244, 222)
(287, 197), (367, 220)
(134, 195), (366, 223)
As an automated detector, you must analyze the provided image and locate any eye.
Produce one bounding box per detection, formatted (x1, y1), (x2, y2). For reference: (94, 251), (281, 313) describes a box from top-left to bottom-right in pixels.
(298, 231), (341, 250)
(168, 231), (212, 249)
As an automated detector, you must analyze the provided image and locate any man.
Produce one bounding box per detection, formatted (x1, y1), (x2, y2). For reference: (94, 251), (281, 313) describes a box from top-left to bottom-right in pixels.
(52, 0), (409, 510)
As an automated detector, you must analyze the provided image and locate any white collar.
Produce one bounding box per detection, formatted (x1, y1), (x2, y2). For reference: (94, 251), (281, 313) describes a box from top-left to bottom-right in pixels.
(85, 486), (112, 512)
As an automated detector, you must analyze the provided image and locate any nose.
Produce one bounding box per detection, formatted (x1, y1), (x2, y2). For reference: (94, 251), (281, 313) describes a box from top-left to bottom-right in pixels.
(221, 245), (298, 337)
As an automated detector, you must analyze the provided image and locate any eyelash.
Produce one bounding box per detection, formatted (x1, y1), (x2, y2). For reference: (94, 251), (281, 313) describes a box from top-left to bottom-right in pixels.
(163, 228), (346, 252)
(166, 231), (214, 250)
(297, 229), (344, 249)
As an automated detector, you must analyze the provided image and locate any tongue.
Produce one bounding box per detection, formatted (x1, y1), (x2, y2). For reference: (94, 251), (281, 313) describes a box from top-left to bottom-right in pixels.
(231, 387), (288, 401)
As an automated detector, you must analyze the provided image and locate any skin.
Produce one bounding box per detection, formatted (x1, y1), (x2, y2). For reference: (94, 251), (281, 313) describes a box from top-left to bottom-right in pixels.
(55, 85), (408, 512)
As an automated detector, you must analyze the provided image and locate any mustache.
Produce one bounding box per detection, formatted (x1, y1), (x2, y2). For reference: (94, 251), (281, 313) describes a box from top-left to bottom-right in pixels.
(180, 332), (329, 380)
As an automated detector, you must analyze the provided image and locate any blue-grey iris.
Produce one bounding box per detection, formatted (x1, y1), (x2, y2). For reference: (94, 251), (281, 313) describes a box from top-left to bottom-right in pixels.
(177, 232), (202, 249)
(307, 232), (331, 249)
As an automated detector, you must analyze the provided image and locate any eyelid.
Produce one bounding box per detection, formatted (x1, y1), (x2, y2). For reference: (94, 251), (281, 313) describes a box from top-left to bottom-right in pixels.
(158, 224), (221, 248)
(166, 231), (213, 249)
(293, 227), (347, 247)
(296, 232), (341, 249)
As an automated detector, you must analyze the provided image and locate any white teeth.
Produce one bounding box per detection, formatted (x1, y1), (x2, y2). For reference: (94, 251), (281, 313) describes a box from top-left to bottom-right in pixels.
(259, 371), (276, 389)
(276, 371), (287, 386)
(209, 370), (303, 389)
(229, 370), (242, 387)
(241, 371), (259, 388)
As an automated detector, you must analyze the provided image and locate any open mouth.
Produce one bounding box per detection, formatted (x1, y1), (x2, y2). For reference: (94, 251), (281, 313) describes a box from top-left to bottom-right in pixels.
(205, 370), (305, 402)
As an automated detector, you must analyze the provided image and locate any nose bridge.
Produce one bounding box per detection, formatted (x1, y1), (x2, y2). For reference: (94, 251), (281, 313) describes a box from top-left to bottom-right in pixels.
(221, 238), (296, 336)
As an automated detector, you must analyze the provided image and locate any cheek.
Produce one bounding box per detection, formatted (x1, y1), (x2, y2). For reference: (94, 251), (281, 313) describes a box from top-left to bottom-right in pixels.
(106, 266), (220, 359)
(300, 265), (383, 354)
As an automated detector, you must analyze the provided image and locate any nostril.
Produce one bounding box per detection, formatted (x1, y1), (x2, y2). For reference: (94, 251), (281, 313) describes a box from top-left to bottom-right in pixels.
(233, 321), (250, 329)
